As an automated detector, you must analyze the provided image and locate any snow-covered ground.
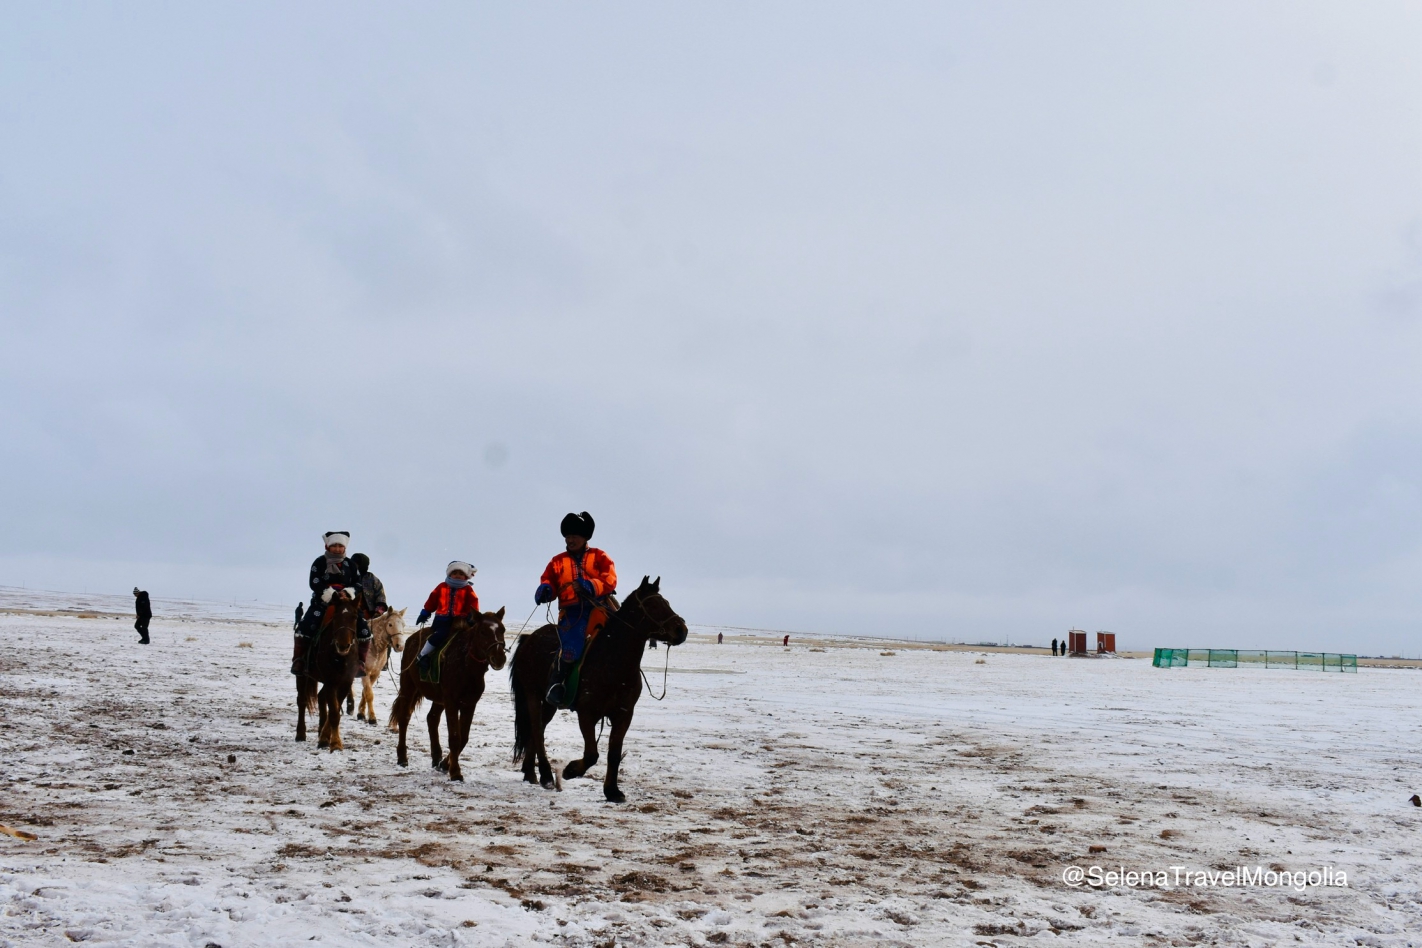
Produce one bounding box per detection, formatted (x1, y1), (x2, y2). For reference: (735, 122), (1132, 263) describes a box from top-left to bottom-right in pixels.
(2, 594), (1421, 947)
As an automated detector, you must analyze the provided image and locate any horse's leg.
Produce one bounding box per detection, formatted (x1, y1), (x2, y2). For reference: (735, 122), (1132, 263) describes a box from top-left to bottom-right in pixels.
(328, 682), (345, 752)
(520, 685), (539, 783)
(316, 683), (330, 749)
(563, 710), (600, 780)
(427, 702), (445, 770)
(295, 680), (307, 742)
(602, 709), (634, 803)
(446, 704), (470, 782)
(535, 700), (556, 789)
(393, 681), (414, 767)
(345, 688), (354, 715)
(358, 675), (372, 723)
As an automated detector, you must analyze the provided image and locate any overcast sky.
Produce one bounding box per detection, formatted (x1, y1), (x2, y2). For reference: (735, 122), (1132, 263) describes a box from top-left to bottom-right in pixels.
(2, 2), (1418, 653)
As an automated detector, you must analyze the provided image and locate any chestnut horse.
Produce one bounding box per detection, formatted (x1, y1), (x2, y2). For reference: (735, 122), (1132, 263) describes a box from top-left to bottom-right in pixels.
(510, 577), (687, 802)
(389, 608), (508, 781)
(343, 607), (407, 725)
(295, 593), (360, 750)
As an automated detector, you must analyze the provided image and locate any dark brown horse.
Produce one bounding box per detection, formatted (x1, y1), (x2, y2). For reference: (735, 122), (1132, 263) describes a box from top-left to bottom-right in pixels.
(510, 577), (687, 802)
(389, 609), (508, 781)
(295, 593), (360, 750)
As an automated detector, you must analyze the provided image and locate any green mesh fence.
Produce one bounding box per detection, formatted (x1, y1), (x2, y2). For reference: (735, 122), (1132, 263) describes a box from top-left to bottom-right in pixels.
(1153, 648), (1356, 672)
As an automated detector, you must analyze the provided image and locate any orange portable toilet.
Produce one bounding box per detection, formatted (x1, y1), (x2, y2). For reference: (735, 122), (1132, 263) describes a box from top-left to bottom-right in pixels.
(1067, 629), (1088, 655)
(1096, 632), (1116, 654)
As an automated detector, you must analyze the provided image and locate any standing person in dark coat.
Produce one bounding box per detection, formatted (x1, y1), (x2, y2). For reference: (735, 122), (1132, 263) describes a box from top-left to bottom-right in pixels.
(1052, 638), (1058, 656)
(133, 587), (151, 645)
(294, 602), (304, 631)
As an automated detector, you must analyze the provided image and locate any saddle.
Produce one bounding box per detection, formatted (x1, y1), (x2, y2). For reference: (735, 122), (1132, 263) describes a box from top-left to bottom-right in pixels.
(417, 626), (460, 685)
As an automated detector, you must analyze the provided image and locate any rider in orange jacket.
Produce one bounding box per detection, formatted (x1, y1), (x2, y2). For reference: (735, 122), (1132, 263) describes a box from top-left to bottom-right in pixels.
(415, 561), (480, 674)
(535, 511), (616, 705)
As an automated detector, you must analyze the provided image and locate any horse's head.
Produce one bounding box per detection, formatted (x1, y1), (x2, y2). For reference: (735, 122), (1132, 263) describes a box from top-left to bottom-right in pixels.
(452, 607), (507, 671)
(327, 592), (359, 656)
(386, 607), (408, 652)
(481, 607), (508, 671)
(626, 576), (688, 646)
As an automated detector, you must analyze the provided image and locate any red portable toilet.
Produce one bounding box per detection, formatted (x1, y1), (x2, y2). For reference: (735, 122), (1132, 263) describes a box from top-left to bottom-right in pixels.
(1067, 629), (1088, 655)
(1096, 632), (1116, 654)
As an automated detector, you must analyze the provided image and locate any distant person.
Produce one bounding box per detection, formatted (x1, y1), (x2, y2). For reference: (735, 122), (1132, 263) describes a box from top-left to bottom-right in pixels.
(132, 587), (151, 645)
(783, 634), (790, 647)
(648, 638), (657, 650)
(294, 602), (304, 631)
(717, 632), (723, 645)
(1051, 638), (1058, 656)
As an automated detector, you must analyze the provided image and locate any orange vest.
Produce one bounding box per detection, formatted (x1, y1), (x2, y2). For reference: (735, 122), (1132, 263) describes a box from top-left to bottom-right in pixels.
(540, 549), (617, 608)
(422, 582), (480, 617)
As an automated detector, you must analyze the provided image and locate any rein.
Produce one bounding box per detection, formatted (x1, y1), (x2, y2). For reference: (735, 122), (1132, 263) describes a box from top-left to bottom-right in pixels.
(640, 638), (671, 701)
(612, 592), (677, 701)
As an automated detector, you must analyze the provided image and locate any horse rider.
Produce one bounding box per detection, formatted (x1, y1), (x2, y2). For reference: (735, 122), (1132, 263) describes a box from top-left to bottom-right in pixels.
(291, 531), (372, 675)
(534, 511), (617, 706)
(350, 553), (389, 620)
(414, 561), (480, 674)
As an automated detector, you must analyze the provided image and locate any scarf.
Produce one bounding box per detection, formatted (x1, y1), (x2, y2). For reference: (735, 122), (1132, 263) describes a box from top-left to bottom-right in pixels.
(445, 577), (469, 589)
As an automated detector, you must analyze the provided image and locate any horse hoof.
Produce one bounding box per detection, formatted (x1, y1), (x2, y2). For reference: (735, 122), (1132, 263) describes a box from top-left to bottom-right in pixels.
(450, 774), (464, 782)
(604, 789), (626, 803)
(523, 772), (537, 784)
(541, 779), (556, 790)
(562, 764), (582, 780)
(295, 735), (305, 743)
(398, 759), (408, 768)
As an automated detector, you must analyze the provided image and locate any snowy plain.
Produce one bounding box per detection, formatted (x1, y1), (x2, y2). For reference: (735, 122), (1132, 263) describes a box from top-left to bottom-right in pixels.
(2, 588), (1421, 947)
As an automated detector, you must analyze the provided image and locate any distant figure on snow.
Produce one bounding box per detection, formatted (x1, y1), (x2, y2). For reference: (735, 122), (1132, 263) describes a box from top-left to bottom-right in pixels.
(1051, 638), (1058, 656)
(783, 634), (790, 647)
(294, 602), (304, 631)
(717, 632), (723, 645)
(133, 587), (151, 645)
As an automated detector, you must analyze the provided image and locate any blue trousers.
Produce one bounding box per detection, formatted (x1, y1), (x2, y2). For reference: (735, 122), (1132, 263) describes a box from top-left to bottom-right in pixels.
(557, 600), (607, 663)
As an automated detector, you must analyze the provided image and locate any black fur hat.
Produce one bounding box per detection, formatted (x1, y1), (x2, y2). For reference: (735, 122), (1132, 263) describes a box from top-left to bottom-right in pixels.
(350, 553), (370, 572)
(560, 511), (595, 540)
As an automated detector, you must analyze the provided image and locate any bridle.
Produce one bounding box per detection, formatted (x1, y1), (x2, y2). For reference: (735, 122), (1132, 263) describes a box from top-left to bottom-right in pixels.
(617, 590), (686, 645)
(616, 589), (685, 701)
(467, 615), (508, 667)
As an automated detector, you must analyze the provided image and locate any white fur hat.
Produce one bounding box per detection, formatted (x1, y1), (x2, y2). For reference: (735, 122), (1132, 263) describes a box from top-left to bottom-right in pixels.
(323, 531), (351, 548)
(446, 560), (476, 578)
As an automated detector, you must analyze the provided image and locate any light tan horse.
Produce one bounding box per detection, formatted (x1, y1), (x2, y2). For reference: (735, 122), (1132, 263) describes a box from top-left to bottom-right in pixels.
(345, 607), (407, 726)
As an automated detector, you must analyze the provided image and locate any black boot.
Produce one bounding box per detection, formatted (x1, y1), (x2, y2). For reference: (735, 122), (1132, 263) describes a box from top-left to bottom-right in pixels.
(545, 662), (566, 707)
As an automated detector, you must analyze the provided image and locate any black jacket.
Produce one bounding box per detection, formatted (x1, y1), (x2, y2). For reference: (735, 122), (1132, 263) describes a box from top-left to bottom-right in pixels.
(308, 555), (360, 598)
(357, 572), (387, 616)
(135, 591), (152, 620)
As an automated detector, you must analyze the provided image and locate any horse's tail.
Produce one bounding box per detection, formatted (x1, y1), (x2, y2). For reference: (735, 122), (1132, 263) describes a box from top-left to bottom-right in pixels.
(386, 690), (418, 733)
(510, 634), (530, 762)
